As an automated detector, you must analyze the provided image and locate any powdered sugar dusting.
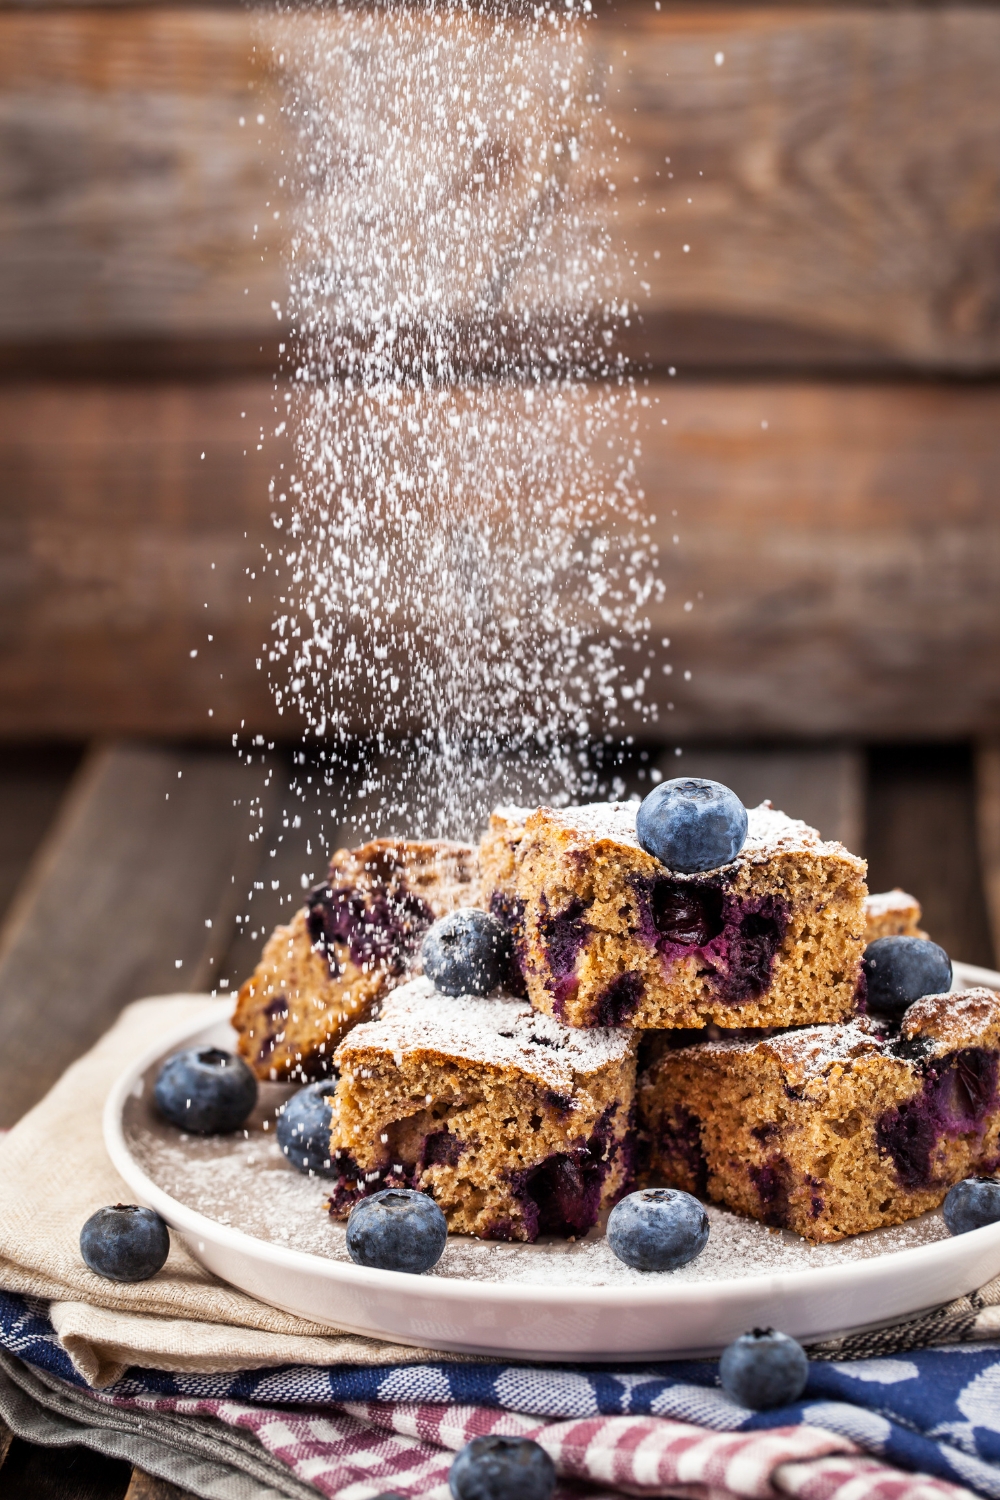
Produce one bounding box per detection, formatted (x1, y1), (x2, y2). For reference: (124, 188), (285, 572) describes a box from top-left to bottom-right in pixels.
(693, 1017), (892, 1077)
(123, 1083), (949, 1288)
(341, 975), (635, 1086)
(531, 799), (849, 869)
(865, 889), (921, 918)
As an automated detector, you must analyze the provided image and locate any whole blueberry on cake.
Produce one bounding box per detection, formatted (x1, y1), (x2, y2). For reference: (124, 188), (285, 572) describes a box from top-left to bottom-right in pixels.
(326, 975), (637, 1242)
(232, 839), (479, 1081)
(515, 799), (866, 1030)
(638, 988), (1000, 1241)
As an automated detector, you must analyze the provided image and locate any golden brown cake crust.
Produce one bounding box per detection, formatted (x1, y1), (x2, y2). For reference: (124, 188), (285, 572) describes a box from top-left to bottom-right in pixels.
(516, 800), (867, 1031)
(232, 838), (478, 1081)
(864, 889), (927, 942)
(327, 977), (637, 1241)
(639, 988), (1000, 1242)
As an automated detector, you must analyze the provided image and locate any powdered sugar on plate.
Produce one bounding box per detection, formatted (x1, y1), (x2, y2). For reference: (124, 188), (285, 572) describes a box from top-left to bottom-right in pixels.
(123, 1071), (948, 1289)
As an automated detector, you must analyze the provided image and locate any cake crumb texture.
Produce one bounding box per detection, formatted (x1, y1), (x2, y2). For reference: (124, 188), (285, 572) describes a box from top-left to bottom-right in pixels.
(516, 800), (867, 1030)
(639, 988), (1000, 1241)
(327, 977), (637, 1242)
(232, 839), (478, 1080)
(864, 888), (927, 942)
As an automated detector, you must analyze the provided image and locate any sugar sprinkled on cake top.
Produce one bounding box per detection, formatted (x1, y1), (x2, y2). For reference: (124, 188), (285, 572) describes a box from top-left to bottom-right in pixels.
(526, 798), (846, 866)
(338, 976), (635, 1088)
(865, 888), (921, 918)
(661, 987), (1000, 1085)
(686, 1016), (890, 1079)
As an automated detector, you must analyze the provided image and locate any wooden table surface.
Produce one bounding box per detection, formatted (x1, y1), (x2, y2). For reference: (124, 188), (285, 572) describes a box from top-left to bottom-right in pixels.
(0, 736), (998, 1495)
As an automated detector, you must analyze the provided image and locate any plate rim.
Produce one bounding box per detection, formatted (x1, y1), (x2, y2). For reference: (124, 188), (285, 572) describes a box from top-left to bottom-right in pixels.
(103, 985), (1000, 1315)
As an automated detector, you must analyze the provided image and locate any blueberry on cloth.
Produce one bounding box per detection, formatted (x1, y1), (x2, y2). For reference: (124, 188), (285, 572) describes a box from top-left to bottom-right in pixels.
(449, 1435), (556, 1500)
(346, 1188), (448, 1273)
(719, 1327), (809, 1410)
(943, 1177), (1000, 1235)
(154, 1046), (258, 1134)
(862, 936), (953, 1018)
(422, 909), (512, 997)
(607, 1187), (709, 1271)
(80, 1204), (170, 1283)
(277, 1080), (338, 1176)
(636, 778), (748, 874)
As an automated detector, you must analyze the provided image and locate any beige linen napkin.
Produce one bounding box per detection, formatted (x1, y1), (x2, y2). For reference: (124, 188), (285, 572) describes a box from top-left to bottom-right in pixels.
(0, 994), (461, 1386)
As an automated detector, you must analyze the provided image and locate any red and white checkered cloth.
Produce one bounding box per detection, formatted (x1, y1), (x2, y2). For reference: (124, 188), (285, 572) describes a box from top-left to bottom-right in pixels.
(95, 1386), (977, 1500)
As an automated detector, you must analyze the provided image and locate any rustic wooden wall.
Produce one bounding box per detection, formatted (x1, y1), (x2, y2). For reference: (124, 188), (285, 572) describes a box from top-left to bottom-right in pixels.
(1, 2), (998, 740)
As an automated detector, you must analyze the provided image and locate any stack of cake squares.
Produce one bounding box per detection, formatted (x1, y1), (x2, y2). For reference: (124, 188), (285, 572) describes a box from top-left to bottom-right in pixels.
(233, 800), (1000, 1246)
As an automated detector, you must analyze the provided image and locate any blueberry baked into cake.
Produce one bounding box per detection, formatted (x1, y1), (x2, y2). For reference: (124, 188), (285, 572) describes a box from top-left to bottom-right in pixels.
(224, 773), (1000, 1266)
(515, 800), (866, 1031)
(638, 988), (1000, 1242)
(326, 975), (637, 1241)
(233, 838), (478, 1081)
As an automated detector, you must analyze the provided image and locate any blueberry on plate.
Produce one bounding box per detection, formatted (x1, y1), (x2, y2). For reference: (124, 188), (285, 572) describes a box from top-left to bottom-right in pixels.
(607, 1187), (709, 1272)
(80, 1204), (170, 1283)
(277, 1080), (338, 1176)
(636, 778), (748, 874)
(449, 1434), (556, 1500)
(422, 909), (512, 997)
(862, 935), (952, 1018)
(943, 1177), (1000, 1235)
(154, 1046), (258, 1134)
(719, 1327), (809, 1410)
(346, 1188), (448, 1273)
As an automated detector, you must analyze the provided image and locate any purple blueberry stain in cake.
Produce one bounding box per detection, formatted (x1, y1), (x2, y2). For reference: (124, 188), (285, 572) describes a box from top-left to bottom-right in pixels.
(805, 1176), (825, 1218)
(748, 1157), (791, 1228)
(631, 877), (789, 1006)
(256, 996), (290, 1063)
(543, 1090), (575, 1114)
(876, 1045), (1000, 1189)
(594, 971), (645, 1026)
(306, 879), (434, 979)
(325, 1158), (410, 1218)
(488, 891), (529, 997)
(656, 1104), (708, 1197)
(537, 894), (593, 1016)
(854, 964), (869, 1014)
(931, 1047), (999, 1129)
(504, 1102), (631, 1242)
(421, 1130), (464, 1169)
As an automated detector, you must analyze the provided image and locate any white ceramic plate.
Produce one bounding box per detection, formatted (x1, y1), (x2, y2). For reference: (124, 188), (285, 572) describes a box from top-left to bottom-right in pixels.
(104, 961), (1000, 1362)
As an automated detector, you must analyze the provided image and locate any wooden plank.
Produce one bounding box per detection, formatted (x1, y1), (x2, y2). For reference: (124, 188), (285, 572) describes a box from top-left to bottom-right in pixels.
(866, 744), (995, 968)
(975, 742), (1000, 969)
(638, 379), (1000, 741)
(0, 1435), (131, 1500)
(2, 7), (1000, 371)
(0, 746), (82, 923)
(124, 1470), (199, 1500)
(0, 379), (284, 738)
(0, 9), (287, 351)
(4, 375), (1000, 741)
(0, 741), (272, 1127)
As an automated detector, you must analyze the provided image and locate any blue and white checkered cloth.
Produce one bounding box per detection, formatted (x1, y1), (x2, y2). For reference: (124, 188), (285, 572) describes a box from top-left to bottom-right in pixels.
(3, 1290), (1000, 1496)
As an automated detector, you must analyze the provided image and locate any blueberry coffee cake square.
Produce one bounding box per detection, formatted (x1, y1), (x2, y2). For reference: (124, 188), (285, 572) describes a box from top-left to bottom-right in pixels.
(233, 839), (478, 1081)
(865, 888), (927, 943)
(477, 805), (530, 991)
(638, 988), (1000, 1242)
(326, 975), (637, 1241)
(515, 801), (867, 1031)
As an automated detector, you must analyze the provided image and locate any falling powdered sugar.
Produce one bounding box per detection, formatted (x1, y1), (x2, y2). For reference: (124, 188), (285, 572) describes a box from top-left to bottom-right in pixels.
(257, 0), (663, 839)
